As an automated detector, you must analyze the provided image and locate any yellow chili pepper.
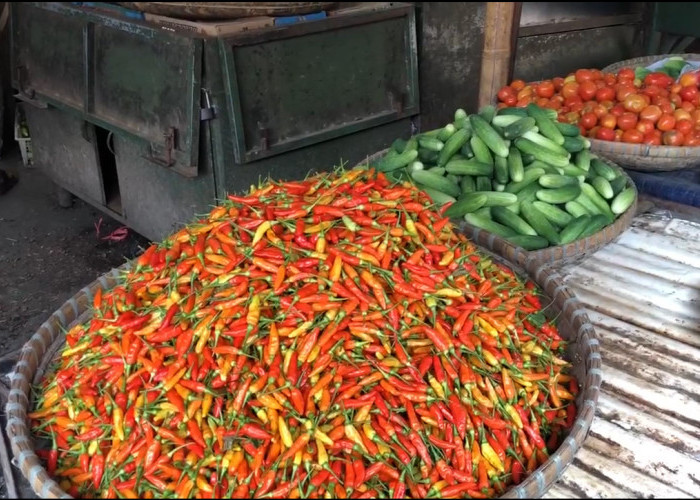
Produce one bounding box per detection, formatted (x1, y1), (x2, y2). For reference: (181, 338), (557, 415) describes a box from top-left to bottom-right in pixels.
(344, 424), (368, 454)
(504, 404), (524, 429)
(477, 316), (499, 337)
(480, 440), (505, 472)
(433, 287), (463, 298)
(438, 250), (454, 266)
(315, 437), (328, 466)
(288, 320), (313, 339)
(246, 295), (261, 331)
(278, 416), (294, 448)
(163, 367), (187, 393)
(428, 375), (446, 399)
(252, 221), (272, 246)
(112, 407), (125, 441)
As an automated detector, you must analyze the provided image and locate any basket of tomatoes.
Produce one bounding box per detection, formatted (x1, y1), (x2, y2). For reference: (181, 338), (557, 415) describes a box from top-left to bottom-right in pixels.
(495, 53), (700, 172)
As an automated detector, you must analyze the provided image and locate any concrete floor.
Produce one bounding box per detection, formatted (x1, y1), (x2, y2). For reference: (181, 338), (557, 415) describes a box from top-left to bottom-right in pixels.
(0, 147), (149, 498)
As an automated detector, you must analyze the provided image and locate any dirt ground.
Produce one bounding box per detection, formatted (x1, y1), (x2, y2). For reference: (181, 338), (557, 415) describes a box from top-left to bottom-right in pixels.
(0, 147), (150, 497)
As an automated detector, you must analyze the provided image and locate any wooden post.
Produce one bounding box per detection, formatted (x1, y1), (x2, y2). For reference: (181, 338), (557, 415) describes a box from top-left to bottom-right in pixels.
(478, 2), (522, 109)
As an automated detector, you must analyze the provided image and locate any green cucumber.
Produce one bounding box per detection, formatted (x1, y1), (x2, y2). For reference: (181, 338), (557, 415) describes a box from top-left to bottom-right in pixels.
(564, 200), (591, 218)
(470, 114), (509, 158)
(579, 214), (611, 238)
(609, 175), (627, 196)
(378, 148), (418, 172)
(418, 186), (457, 206)
(454, 117), (471, 131)
(455, 108), (468, 121)
(493, 182), (506, 192)
(444, 158), (494, 177)
(532, 201), (573, 228)
(527, 160), (560, 175)
(492, 115), (522, 128)
(575, 149), (591, 172)
(460, 175), (476, 194)
(494, 156), (509, 185)
(438, 128), (471, 166)
(408, 161), (424, 173)
(497, 107), (528, 118)
(460, 141), (475, 159)
(538, 174), (579, 189)
(592, 176), (614, 199)
(437, 123), (457, 142)
(478, 105), (497, 124)
(522, 130), (570, 157)
(504, 202), (521, 215)
(472, 206), (492, 219)
(575, 192), (603, 217)
(562, 164), (588, 178)
(535, 185), (582, 204)
(470, 191), (518, 207)
(492, 206), (538, 236)
(526, 103), (565, 145)
(410, 170), (460, 198)
(611, 186), (636, 215)
(507, 147), (525, 182)
(580, 183), (615, 221)
(520, 201), (561, 245)
(502, 117), (537, 139)
(516, 182), (541, 206)
(505, 167), (546, 194)
(470, 135), (494, 166)
(521, 153), (536, 165)
(418, 136), (445, 152)
(463, 213), (517, 238)
(418, 148), (440, 164)
(446, 174), (460, 184)
(559, 215), (593, 244)
(391, 138), (408, 153)
(444, 192), (489, 218)
(562, 136), (588, 154)
(476, 176), (493, 192)
(554, 121), (581, 137)
(427, 167), (446, 176)
(505, 234), (550, 251)
(514, 137), (570, 168)
(591, 158), (619, 181)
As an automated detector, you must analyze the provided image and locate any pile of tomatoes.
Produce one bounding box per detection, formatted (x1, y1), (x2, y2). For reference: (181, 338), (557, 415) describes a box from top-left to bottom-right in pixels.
(496, 67), (700, 146)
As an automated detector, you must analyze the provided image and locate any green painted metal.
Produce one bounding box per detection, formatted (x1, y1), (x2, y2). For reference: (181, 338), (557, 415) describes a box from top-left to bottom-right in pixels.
(647, 2), (700, 55)
(10, 2), (420, 240)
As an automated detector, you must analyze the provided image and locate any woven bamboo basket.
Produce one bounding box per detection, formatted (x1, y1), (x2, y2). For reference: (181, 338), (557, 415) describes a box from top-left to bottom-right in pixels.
(358, 149), (638, 265)
(118, 2), (337, 20)
(587, 53), (700, 172)
(4, 229), (601, 499)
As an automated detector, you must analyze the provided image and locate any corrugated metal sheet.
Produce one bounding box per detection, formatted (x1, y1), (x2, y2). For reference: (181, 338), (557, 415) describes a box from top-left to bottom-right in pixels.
(544, 211), (700, 498)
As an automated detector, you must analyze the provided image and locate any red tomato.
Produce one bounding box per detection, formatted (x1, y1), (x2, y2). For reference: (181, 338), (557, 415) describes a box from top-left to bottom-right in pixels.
(616, 85), (637, 102)
(595, 127), (616, 141)
(662, 130), (685, 146)
(644, 72), (673, 88)
(563, 111), (581, 124)
(510, 79), (526, 91)
(595, 86), (615, 102)
(578, 81), (598, 101)
(610, 104), (626, 117)
(600, 114), (617, 129)
(497, 85), (515, 102)
(603, 73), (617, 86)
(617, 112), (638, 131)
(639, 105), (662, 123)
(621, 129), (644, 144)
(503, 94), (517, 107)
(676, 119), (694, 135)
(536, 80), (555, 98)
(679, 72), (699, 87)
(681, 101), (696, 113)
(636, 118), (656, 135)
(623, 94), (647, 113)
(657, 113), (676, 131)
(516, 96), (532, 107)
(671, 83), (683, 94)
(552, 77), (565, 92)
(561, 82), (580, 99)
(591, 69), (604, 81)
(575, 69), (594, 83)
(679, 85), (698, 102)
(617, 68), (635, 81)
(643, 131), (662, 145)
(670, 92), (683, 108)
(683, 135), (700, 146)
(535, 97), (551, 109)
(674, 109), (692, 122)
(615, 129), (624, 142)
(580, 112), (598, 130)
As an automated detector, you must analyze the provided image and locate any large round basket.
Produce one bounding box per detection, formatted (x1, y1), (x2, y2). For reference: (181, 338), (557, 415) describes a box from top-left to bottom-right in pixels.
(118, 2), (337, 20)
(5, 237), (601, 499)
(588, 53), (700, 172)
(357, 149), (638, 265)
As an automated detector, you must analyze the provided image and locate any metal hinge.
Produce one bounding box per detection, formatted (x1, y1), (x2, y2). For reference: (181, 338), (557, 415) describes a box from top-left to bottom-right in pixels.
(200, 88), (216, 121)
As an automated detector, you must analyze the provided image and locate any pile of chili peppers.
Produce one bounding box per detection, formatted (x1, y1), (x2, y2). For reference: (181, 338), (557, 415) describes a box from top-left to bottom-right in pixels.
(30, 167), (578, 499)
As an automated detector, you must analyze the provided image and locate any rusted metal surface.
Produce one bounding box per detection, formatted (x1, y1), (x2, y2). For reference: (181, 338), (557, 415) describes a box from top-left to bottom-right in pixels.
(544, 210), (700, 498)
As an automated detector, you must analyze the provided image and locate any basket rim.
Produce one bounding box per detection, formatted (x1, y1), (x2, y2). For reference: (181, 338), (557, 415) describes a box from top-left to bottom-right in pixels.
(600, 52), (700, 74)
(4, 233), (602, 500)
(588, 136), (700, 158)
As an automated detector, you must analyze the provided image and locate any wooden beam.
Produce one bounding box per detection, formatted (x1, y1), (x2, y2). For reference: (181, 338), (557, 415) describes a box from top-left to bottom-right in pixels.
(478, 2), (521, 108)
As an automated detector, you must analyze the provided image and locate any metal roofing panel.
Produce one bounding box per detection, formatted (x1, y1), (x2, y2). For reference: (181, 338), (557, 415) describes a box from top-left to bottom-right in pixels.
(544, 211), (700, 498)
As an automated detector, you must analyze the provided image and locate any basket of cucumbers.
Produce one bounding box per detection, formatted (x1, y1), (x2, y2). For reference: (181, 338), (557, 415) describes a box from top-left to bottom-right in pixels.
(361, 103), (638, 265)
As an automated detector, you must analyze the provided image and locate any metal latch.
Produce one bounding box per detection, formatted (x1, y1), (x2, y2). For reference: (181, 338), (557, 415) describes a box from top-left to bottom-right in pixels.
(200, 89), (216, 121)
(145, 127), (177, 168)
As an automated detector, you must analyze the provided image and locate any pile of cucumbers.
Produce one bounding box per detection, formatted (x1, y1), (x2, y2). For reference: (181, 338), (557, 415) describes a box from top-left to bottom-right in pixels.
(375, 103), (637, 251)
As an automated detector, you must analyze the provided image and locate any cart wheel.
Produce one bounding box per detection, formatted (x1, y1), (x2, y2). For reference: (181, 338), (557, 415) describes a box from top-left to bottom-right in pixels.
(57, 185), (74, 208)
